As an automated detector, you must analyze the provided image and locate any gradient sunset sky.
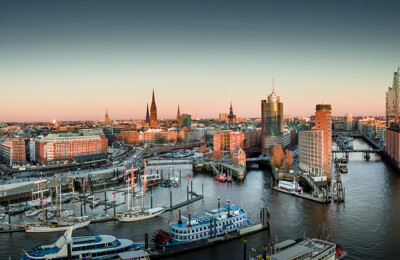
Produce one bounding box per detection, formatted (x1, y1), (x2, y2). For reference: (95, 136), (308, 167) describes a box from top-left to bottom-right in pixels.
(1, 0), (400, 122)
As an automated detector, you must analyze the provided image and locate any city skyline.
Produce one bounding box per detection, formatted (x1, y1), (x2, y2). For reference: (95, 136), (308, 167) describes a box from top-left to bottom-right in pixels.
(1, 0), (400, 121)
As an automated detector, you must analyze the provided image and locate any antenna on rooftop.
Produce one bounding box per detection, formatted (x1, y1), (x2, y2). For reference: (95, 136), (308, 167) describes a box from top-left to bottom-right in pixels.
(272, 79), (275, 93)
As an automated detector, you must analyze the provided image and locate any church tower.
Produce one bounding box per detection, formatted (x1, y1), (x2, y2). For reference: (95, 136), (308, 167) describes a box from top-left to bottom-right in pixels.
(150, 89), (158, 128)
(145, 103), (150, 124)
(104, 108), (110, 122)
(228, 102), (234, 126)
(177, 105), (180, 121)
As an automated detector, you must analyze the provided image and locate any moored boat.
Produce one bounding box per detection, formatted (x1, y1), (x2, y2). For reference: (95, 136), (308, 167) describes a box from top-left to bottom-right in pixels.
(215, 174), (227, 182)
(117, 162), (166, 222)
(255, 237), (347, 259)
(339, 164), (348, 173)
(117, 207), (165, 222)
(278, 180), (303, 192)
(24, 216), (91, 233)
(153, 199), (250, 247)
(21, 226), (144, 259)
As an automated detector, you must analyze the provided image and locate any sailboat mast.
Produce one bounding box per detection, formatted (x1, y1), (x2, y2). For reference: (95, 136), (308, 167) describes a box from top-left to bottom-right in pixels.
(55, 174), (59, 225)
(130, 166), (134, 216)
(72, 177), (75, 218)
(142, 161), (146, 211)
(40, 177), (45, 225)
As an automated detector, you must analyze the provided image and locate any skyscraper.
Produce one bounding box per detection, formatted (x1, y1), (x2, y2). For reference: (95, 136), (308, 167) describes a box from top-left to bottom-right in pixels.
(315, 104), (332, 177)
(299, 104), (332, 179)
(261, 84), (287, 154)
(150, 89), (157, 128)
(386, 66), (400, 126)
(145, 103), (150, 124)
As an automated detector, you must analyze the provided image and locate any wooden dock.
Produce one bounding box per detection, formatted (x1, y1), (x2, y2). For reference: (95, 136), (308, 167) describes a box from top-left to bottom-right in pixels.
(272, 187), (330, 203)
(0, 228), (25, 234)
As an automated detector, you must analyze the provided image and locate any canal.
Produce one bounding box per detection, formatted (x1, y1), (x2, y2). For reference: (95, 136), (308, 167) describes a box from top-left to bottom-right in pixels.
(1, 138), (400, 259)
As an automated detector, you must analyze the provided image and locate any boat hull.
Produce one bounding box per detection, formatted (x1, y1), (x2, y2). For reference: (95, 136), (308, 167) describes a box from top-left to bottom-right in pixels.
(25, 220), (91, 233)
(118, 209), (165, 223)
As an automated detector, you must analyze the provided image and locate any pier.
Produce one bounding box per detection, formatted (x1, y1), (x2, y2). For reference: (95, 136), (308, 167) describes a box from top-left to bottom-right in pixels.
(195, 161), (246, 181)
(0, 166), (125, 203)
(166, 182), (203, 211)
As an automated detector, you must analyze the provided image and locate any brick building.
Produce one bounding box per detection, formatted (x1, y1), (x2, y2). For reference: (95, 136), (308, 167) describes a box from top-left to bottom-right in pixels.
(34, 132), (108, 165)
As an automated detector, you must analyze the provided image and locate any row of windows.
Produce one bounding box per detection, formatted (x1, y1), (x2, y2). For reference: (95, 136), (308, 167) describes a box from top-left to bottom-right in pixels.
(173, 221), (245, 240)
(72, 241), (119, 251)
(27, 245), (132, 260)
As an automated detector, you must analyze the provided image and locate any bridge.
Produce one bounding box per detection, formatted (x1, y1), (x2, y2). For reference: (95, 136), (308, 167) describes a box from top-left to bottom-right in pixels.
(332, 149), (383, 153)
(246, 155), (271, 162)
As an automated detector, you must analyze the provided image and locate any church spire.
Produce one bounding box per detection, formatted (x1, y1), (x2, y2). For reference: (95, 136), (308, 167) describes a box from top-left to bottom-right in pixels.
(177, 105), (180, 121)
(145, 103), (150, 123)
(104, 107), (110, 122)
(150, 89), (158, 128)
(228, 102), (234, 126)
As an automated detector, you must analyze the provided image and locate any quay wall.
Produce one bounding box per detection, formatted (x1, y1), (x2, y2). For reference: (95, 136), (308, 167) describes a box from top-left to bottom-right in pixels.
(0, 166), (125, 204)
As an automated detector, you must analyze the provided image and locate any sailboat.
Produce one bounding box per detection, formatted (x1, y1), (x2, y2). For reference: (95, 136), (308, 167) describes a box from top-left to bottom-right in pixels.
(23, 175), (91, 233)
(117, 163), (165, 222)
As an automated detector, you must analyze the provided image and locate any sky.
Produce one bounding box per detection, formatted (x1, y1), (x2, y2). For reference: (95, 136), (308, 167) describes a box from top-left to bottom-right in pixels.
(1, 0), (400, 122)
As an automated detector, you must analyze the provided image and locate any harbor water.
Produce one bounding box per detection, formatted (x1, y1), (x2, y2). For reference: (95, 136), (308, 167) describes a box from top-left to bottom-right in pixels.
(1, 139), (400, 259)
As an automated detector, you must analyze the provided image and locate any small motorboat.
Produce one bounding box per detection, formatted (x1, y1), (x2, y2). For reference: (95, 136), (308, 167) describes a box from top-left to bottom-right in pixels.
(339, 164), (348, 173)
(215, 174), (227, 182)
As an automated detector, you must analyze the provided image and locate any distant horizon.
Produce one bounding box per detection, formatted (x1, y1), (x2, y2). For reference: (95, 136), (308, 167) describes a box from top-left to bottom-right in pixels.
(1, 0), (398, 121)
(0, 114), (386, 124)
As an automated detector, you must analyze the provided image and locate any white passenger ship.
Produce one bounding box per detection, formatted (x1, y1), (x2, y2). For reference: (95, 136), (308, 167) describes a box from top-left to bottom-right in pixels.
(154, 201), (250, 247)
(21, 227), (144, 259)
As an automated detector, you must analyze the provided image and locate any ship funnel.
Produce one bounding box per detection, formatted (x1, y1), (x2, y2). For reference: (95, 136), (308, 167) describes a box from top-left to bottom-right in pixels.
(178, 208), (182, 224)
(227, 199), (231, 217)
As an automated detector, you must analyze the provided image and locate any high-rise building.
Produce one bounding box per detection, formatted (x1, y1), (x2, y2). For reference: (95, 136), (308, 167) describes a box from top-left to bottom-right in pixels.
(145, 103), (150, 124)
(261, 85), (284, 154)
(150, 89), (158, 128)
(177, 105), (180, 121)
(344, 113), (353, 131)
(299, 104), (332, 178)
(386, 66), (400, 126)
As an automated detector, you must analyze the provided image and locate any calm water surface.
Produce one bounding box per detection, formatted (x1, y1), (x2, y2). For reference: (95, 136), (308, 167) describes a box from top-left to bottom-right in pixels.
(1, 139), (400, 259)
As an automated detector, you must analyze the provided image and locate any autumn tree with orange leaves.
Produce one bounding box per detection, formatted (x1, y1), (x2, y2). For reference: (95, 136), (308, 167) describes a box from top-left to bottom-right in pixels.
(282, 149), (294, 171)
(271, 145), (285, 168)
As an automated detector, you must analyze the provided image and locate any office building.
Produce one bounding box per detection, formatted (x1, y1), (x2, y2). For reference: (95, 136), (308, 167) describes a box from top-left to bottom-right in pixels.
(261, 87), (284, 154)
(386, 66), (400, 126)
(34, 133), (108, 165)
(299, 104), (332, 179)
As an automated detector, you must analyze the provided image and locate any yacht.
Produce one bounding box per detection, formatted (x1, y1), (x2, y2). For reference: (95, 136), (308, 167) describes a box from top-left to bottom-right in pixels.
(21, 227), (144, 259)
(24, 216), (91, 233)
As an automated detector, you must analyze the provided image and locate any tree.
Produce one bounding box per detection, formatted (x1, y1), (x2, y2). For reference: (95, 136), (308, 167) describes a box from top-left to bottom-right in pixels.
(271, 145), (285, 168)
(282, 149), (294, 171)
(212, 149), (224, 159)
